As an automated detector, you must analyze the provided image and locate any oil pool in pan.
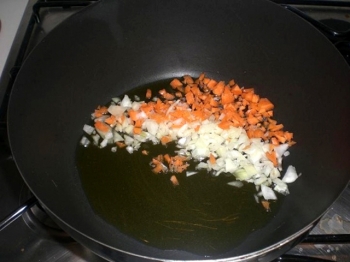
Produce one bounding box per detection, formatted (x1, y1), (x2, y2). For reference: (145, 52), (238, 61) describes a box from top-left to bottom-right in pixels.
(76, 79), (284, 256)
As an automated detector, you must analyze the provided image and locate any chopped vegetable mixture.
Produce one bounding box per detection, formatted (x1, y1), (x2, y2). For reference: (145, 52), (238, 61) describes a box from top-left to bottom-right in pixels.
(81, 74), (300, 207)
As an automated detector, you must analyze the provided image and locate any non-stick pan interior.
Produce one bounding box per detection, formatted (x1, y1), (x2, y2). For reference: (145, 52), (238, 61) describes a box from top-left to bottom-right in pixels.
(8, 0), (350, 260)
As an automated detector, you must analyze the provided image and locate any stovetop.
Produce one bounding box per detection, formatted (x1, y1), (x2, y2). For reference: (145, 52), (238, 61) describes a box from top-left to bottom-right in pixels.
(0, 1), (349, 261)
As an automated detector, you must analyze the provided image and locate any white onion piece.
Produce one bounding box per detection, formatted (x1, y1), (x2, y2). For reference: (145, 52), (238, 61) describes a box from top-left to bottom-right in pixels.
(123, 135), (134, 145)
(113, 132), (124, 142)
(282, 165), (299, 183)
(186, 171), (198, 177)
(83, 124), (95, 135)
(108, 105), (126, 116)
(261, 184), (277, 200)
(254, 194), (259, 203)
(105, 132), (113, 140)
(92, 134), (100, 145)
(196, 162), (208, 170)
(254, 175), (267, 185)
(131, 101), (142, 111)
(227, 181), (244, 188)
(273, 178), (289, 195)
(100, 138), (108, 148)
(111, 97), (121, 103)
(124, 125), (134, 135)
(126, 146), (134, 154)
(120, 95), (132, 108)
(143, 120), (158, 136)
(80, 136), (90, 147)
(275, 143), (289, 158)
(178, 137), (187, 146)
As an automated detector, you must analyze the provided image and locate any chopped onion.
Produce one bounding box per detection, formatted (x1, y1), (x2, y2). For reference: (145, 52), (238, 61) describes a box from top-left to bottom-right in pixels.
(92, 134), (100, 145)
(108, 105), (126, 116)
(273, 178), (289, 195)
(83, 124), (95, 135)
(254, 175), (267, 186)
(283, 151), (290, 157)
(227, 181), (244, 188)
(120, 95), (132, 108)
(186, 171), (198, 177)
(100, 138), (108, 148)
(275, 143), (289, 158)
(123, 135), (134, 145)
(254, 194), (259, 203)
(112, 97), (121, 103)
(80, 136), (90, 147)
(261, 184), (277, 200)
(126, 146), (134, 154)
(113, 132), (124, 142)
(282, 165), (299, 183)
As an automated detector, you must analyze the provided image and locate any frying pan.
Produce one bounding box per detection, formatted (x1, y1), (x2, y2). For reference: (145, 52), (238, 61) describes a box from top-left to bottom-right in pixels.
(7, 0), (350, 260)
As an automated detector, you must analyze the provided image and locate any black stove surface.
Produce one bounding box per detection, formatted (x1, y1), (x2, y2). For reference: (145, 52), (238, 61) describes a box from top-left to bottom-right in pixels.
(0, 0), (349, 261)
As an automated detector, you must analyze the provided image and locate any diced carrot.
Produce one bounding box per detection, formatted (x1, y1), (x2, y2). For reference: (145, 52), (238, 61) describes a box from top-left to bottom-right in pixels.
(198, 73), (205, 81)
(133, 127), (142, 134)
(242, 90), (254, 102)
(134, 119), (144, 128)
(212, 81), (225, 95)
(158, 89), (166, 96)
(284, 131), (293, 141)
(252, 94), (260, 103)
(206, 79), (217, 89)
(160, 135), (172, 145)
(152, 164), (163, 174)
(183, 75), (194, 84)
(104, 115), (116, 125)
(228, 79), (235, 86)
(164, 154), (171, 163)
(271, 137), (279, 146)
(163, 92), (175, 100)
(170, 78), (183, 89)
(185, 91), (195, 105)
(116, 141), (126, 148)
(209, 154), (216, 164)
(269, 124), (284, 132)
(94, 106), (108, 118)
(258, 98), (274, 111)
(231, 84), (242, 95)
(175, 91), (183, 98)
(128, 109), (138, 121)
(261, 200), (271, 211)
(146, 89), (152, 99)
(266, 151), (278, 167)
(247, 116), (259, 125)
(94, 121), (110, 132)
(218, 120), (232, 130)
(142, 150), (149, 155)
(221, 87), (234, 104)
(170, 175), (179, 186)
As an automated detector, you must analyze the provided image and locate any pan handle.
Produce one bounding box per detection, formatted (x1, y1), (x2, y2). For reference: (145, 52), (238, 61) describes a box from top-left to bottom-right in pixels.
(0, 196), (38, 232)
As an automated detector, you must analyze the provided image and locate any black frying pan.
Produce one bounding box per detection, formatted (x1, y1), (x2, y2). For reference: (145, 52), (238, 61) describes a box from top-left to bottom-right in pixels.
(7, 0), (350, 260)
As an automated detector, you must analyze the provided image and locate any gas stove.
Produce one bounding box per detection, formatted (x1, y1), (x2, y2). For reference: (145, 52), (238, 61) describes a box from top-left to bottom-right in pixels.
(0, 1), (349, 261)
